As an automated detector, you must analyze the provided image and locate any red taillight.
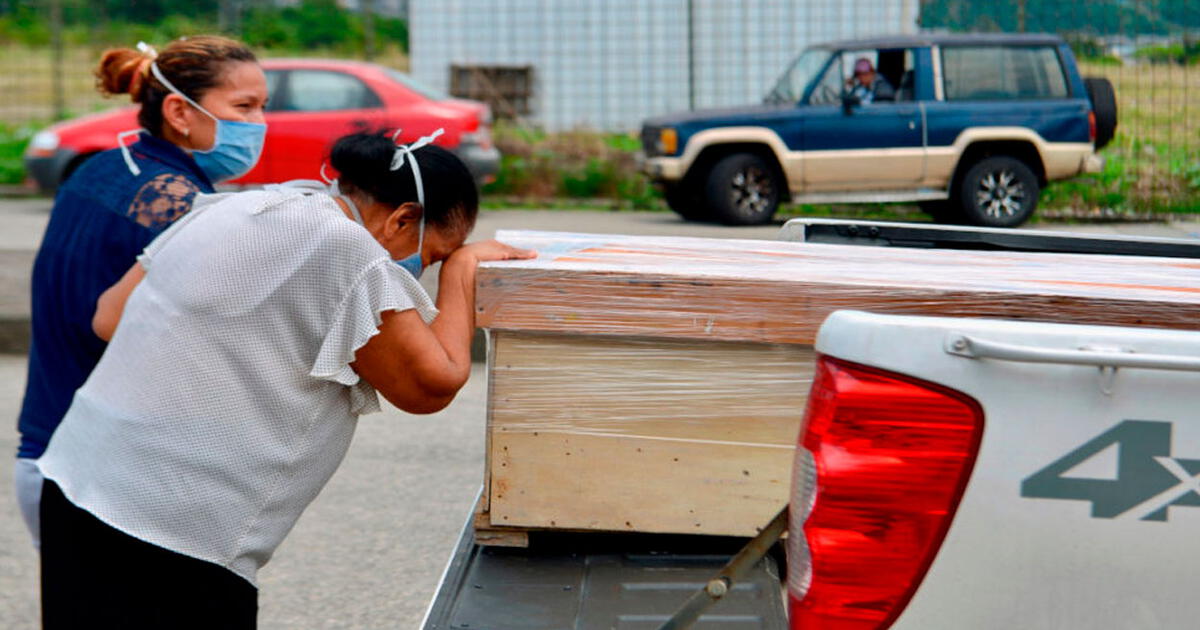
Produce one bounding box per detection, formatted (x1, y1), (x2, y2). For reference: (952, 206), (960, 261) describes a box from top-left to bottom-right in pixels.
(788, 356), (983, 629)
(1088, 110), (1097, 143)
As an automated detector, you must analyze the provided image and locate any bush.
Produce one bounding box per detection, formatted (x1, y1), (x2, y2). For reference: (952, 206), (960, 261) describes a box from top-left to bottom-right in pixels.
(0, 7), (50, 46)
(241, 0), (407, 54)
(485, 123), (660, 209)
(0, 122), (37, 185)
(0, 1), (408, 55)
(1134, 39), (1200, 65)
(1065, 34), (1122, 66)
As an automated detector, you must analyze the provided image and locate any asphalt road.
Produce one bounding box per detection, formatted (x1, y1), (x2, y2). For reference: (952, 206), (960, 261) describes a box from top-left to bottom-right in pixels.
(0, 352), (492, 629)
(2, 197), (1200, 628)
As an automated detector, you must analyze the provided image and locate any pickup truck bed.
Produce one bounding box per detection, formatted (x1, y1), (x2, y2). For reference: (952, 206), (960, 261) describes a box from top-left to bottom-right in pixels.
(422, 518), (788, 629)
(427, 221), (1198, 629)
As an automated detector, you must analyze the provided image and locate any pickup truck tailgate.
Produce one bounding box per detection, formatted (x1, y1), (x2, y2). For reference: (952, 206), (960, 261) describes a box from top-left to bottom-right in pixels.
(808, 310), (1200, 629)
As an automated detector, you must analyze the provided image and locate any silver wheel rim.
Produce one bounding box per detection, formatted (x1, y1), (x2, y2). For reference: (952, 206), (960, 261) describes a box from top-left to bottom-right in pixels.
(974, 169), (1026, 219)
(730, 166), (773, 218)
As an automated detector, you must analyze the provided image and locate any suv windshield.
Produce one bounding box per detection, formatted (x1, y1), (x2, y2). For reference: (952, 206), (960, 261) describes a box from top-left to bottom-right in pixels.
(765, 49), (830, 104)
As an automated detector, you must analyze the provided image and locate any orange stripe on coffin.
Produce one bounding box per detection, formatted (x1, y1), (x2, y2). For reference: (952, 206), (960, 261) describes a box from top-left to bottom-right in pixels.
(1037, 279), (1200, 295)
(550, 246), (825, 265)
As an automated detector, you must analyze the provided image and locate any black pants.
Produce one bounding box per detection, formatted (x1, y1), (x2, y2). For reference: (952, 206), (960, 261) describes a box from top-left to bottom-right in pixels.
(40, 479), (258, 629)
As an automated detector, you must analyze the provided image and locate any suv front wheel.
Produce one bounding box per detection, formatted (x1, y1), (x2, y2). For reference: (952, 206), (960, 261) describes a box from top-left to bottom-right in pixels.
(705, 153), (781, 226)
(957, 156), (1039, 227)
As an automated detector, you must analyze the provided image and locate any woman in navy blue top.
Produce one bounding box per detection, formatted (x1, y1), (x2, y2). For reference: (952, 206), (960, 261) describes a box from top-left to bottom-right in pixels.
(15, 35), (268, 549)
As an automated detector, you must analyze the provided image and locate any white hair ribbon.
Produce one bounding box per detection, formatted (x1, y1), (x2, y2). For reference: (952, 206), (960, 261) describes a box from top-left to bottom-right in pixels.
(389, 128), (444, 207)
(136, 41), (158, 60)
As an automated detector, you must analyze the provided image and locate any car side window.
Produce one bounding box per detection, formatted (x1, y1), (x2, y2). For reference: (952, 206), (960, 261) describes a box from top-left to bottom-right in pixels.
(810, 49), (910, 105)
(283, 70), (383, 112)
(942, 46), (1069, 101)
(263, 70), (284, 111)
(808, 56), (844, 105)
(878, 49), (916, 103)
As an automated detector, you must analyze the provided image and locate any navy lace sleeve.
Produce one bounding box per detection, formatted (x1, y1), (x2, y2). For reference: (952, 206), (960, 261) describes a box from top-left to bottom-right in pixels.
(127, 173), (202, 230)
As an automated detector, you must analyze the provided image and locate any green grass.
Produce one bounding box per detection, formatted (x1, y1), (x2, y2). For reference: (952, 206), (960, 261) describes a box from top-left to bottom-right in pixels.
(0, 122), (38, 185)
(1040, 135), (1200, 214)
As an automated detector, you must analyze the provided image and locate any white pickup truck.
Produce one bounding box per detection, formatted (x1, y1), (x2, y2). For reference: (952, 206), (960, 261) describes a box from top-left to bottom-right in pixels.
(790, 309), (1200, 629)
(425, 220), (1200, 630)
(785, 220), (1200, 629)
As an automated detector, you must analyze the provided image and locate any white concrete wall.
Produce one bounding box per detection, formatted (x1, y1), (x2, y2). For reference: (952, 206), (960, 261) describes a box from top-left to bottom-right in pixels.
(411, 0), (917, 131)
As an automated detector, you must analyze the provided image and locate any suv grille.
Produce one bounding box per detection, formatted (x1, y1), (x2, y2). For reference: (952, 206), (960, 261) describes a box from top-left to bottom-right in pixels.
(640, 125), (661, 157)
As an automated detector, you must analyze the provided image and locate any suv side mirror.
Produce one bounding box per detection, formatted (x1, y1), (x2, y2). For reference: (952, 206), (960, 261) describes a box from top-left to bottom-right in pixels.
(841, 92), (861, 115)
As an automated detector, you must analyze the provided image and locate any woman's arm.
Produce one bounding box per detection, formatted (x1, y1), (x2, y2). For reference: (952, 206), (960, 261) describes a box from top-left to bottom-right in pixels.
(351, 240), (535, 414)
(93, 262), (147, 342)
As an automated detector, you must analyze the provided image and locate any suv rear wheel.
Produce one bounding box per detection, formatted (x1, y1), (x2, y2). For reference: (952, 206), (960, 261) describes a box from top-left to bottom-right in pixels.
(957, 156), (1039, 227)
(705, 153), (781, 226)
(1084, 77), (1118, 150)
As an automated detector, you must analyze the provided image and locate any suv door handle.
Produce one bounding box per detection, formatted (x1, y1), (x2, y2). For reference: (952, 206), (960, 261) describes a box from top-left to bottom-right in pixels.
(945, 333), (1200, 372)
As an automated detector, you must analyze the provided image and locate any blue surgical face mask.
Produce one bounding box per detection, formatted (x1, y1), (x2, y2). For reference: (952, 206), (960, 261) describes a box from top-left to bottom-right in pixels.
(150, 61), (267, 183)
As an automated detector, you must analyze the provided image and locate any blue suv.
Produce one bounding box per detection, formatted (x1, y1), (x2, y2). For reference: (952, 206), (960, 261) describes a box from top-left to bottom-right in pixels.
(640, 34), (1116, 227)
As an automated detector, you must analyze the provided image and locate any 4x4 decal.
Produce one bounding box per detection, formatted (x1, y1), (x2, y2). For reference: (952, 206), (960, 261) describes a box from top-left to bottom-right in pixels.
(1022, 420), (1200, 521)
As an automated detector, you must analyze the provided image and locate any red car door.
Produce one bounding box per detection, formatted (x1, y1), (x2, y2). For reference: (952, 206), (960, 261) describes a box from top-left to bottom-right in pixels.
(257, 68), (389, 182)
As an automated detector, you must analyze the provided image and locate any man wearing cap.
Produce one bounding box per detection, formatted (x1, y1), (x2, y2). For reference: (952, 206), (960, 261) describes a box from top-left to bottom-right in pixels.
(846, 57), (895, 104)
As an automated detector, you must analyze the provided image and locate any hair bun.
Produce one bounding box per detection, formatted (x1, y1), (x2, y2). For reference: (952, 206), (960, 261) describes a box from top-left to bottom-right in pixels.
(330, 132), (395, 183)
(95, 47), (153, 101)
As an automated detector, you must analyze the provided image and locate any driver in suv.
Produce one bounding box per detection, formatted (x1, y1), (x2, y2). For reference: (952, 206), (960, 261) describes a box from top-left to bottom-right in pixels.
(845, 57), (895, 104)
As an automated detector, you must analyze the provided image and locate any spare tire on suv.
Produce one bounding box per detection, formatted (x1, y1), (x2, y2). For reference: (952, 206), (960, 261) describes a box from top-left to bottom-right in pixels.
(1084, 77), (1117, 150)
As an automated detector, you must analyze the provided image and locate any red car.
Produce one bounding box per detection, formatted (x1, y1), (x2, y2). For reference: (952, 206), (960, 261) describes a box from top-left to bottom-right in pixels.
(24, 58), (498, 191)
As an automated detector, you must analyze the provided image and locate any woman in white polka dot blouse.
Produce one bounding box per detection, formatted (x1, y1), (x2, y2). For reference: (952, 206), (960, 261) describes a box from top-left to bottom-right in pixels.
(35, 130), (535, 629)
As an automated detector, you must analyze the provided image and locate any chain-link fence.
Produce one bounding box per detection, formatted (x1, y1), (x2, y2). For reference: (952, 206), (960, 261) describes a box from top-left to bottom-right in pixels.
(1, 0), (1197, 212)
(0, 0), (409, 125)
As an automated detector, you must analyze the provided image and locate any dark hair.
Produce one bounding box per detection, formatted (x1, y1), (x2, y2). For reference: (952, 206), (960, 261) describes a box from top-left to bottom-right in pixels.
(330, 131), (480, 233)
(95, 35), (257, 137)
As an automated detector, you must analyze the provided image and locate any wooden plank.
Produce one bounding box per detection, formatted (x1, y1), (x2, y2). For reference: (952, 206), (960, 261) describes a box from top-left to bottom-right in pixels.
(476, 232), (1200, 345)
(472, 493), (530, 548)
(488, 430), (793, 536)
(477, 267), (1200, 345)
(486, 331), (812, 536)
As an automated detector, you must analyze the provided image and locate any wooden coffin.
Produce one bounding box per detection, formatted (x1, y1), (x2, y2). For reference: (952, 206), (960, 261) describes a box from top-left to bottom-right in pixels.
(473, 230), (1200, 541)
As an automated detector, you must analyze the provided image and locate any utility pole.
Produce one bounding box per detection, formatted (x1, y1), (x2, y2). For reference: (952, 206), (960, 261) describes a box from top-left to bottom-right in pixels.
(1017, 0), (1027, 33)
(687, 0), (695, 111)
(362, 0), (377, 61)
(49, 0), (65, 120)
(218, 0), (243, 34)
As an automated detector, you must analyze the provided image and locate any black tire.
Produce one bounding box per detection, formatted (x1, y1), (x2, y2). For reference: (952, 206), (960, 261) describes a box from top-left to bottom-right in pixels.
(918, 200), (962, 224)
(662, 182), (712, 222)
(1084, 77), (1117, 150)
(956, 156), (1039, 228)
(704, 153), (781, 226)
